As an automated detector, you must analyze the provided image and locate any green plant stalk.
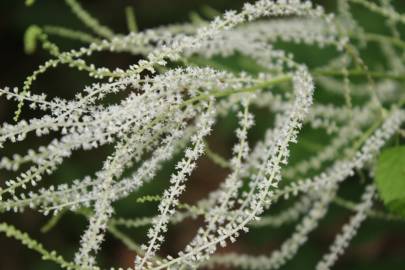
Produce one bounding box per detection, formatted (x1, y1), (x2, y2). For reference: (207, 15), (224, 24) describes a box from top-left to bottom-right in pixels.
(125, 6), (138, 33)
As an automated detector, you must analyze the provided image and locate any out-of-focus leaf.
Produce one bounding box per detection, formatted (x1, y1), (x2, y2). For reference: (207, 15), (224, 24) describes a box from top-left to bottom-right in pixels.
(375, 146), (405, 217)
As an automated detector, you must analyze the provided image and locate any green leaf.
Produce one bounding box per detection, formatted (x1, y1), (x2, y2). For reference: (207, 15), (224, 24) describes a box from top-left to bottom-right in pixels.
(375, 146), (405, 217)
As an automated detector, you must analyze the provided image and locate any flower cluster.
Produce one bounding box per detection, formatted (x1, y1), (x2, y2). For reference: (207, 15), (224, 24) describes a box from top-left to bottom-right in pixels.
(1, 0), (405, 269)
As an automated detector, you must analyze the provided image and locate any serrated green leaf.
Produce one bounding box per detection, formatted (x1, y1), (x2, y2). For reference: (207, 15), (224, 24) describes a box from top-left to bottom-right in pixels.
(375, 146), (405, 217)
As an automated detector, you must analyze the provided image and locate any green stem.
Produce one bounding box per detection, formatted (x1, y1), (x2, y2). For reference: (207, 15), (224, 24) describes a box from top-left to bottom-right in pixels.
(349, 0), (405, 25)
(107, 224), (144, 254)
(334, 196), (405, 222)
(359, 32), (405, 50)
(352, 115), (385, 152)
(125, 6), (138, 33)
(0, 222), (82, 270)
(183, 75), (291, 106)
(41, 210), (66, 233)
(314, 68), (405, 81)
(43, 25), (100, 44)
(204, 141), (230, 168)
(65, 0), (114, 39)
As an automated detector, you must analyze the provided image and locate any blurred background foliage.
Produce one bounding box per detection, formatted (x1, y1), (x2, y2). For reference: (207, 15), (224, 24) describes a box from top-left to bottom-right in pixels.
(0, 1), (404, 269)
